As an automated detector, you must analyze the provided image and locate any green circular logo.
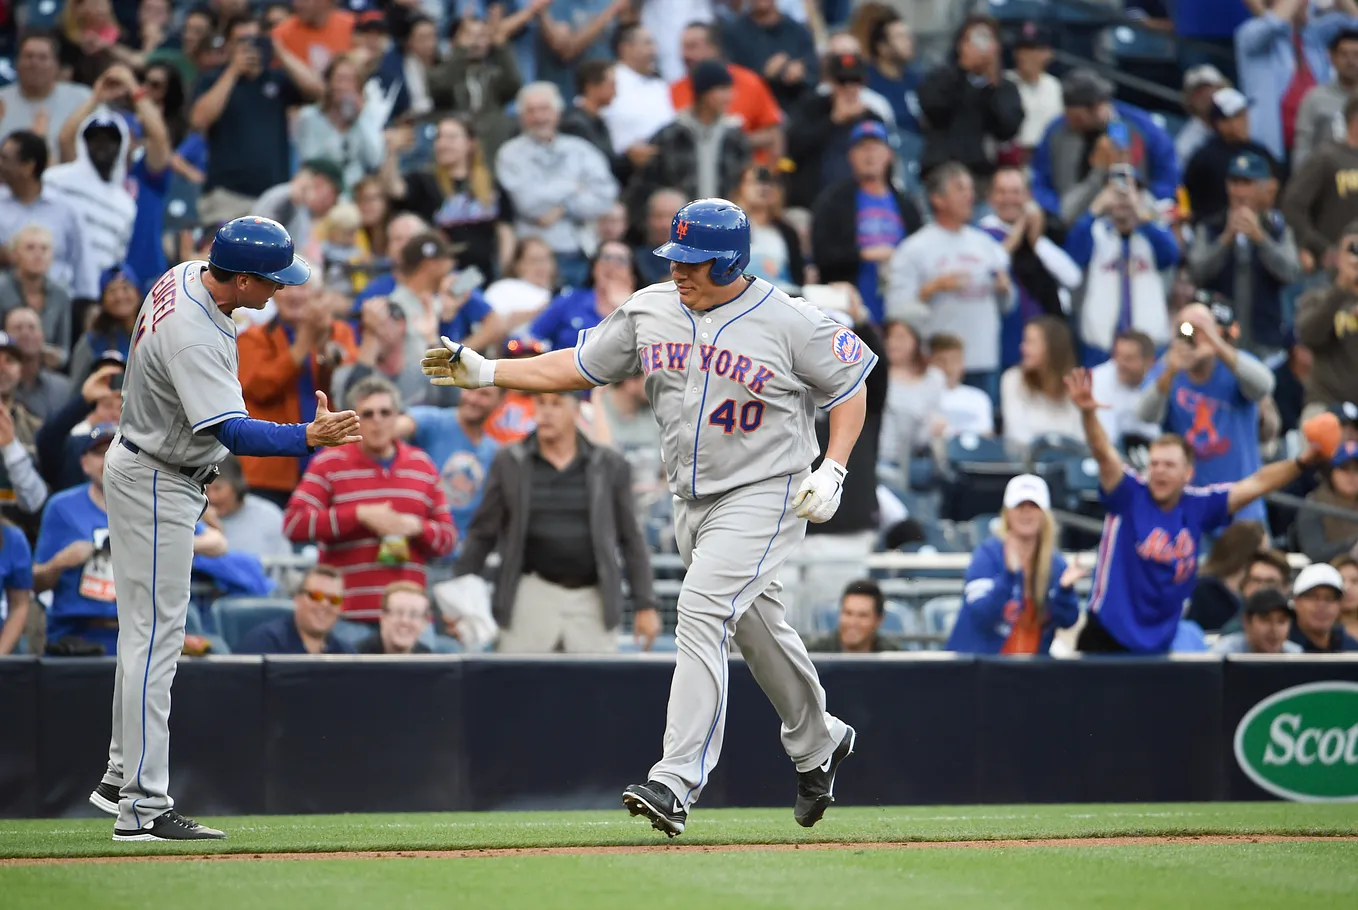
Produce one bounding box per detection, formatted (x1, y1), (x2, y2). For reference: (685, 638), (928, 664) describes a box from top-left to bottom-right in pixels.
(1233, 681), (1358, 802)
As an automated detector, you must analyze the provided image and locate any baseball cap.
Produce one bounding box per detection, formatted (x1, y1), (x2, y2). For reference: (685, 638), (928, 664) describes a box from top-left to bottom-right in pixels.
(354, 10), (386, 31)
(1242, 588), (1292, 616)
(827, 52), (866, 84)
(78, 423), (119, 456)
(1183, 64), (1228, 92)
(1062, 68), (1113, 108)
(302, 158), (345, 193)
(850, 120), (890, 147)
(100, 264), (140, 297)
(1293, 562), (1345, 597)
(1330, 440), (1358, 468)
(1003, 474), (1051, 511)
(1211, 87), (1251, 121)
(0, 331), (20, 357)
(691, 59), (733, 97)
(1188, 289), (1237, 327)
(1336, 401), (1358, 426)
(1226, 152), (1270, 181)
(92, 349), (127, 372)
(1013, 21), (1052, 50)
(401, 232), (456, 270)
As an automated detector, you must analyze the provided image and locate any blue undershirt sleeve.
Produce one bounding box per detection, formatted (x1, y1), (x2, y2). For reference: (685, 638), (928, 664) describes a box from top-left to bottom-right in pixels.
(210, 417), (313, 458)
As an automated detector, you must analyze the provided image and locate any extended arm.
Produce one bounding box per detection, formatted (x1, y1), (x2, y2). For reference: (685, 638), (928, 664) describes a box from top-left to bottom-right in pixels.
(823, 386), (867, 468)
(1068, 368), (1125, 493)
(1227, 453), (1317, 515)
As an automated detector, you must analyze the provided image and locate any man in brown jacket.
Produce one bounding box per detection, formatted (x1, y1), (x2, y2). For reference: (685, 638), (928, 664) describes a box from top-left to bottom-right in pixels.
(1296, 219), (1358, 417)
(1283, 95), (1358, 273)
(453, 390), (661, 653)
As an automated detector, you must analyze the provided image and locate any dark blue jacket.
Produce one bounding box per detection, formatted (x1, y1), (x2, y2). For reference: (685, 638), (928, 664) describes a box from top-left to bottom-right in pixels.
(946, 536), (1080, 655)
(1195, 209), (1292, 350)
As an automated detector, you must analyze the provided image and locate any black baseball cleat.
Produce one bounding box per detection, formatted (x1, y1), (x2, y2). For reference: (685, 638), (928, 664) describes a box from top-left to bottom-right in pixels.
(113, 810), (227, 842)
(794, 726), (857, 828)
(622, 781), (687, 838)
(89, 781), (120, 817)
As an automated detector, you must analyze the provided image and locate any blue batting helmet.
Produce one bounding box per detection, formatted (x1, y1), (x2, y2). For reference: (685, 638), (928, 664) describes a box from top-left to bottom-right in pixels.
(652, 198), (751, 286)
(209, 217), (312, 286)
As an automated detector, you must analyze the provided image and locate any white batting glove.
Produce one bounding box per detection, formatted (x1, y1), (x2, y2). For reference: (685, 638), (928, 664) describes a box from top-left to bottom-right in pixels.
(792, 459), (847, 523)
(422, 336), (497, 389)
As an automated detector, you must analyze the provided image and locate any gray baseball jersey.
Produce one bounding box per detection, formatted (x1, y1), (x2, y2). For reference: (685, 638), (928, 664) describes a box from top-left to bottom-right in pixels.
(573, 277), (878, 500)
(120, 260), (250, 466)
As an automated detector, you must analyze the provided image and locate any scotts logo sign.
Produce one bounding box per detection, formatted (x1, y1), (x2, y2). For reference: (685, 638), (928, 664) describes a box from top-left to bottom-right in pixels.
(1233, 682), (1358, 802)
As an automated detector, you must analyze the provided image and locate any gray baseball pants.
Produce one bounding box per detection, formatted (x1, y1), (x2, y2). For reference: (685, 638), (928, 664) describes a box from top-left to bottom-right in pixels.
(649, 471), (848, 809)
(100, 440), (208, 831)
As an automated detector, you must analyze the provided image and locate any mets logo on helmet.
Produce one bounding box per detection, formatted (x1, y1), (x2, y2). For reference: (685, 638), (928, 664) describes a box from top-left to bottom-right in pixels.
(831, 327), (864, 364)
(676, 220), (690, 239)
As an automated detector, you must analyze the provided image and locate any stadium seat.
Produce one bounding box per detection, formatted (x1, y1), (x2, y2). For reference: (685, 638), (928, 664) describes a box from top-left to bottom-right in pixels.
(211, 598), (295, 653)
(1028, 433), (1088, 467)
(968, 513), (1000, 548)
(893, 128), (925, 197)
(987, 0), (1051, 22)
(21, 0), (63, 31)
(943, 435), (1025, 521)
(921, 596), (963, 643)
(811, 603), (841, 635)
(880, 600), (922, 637)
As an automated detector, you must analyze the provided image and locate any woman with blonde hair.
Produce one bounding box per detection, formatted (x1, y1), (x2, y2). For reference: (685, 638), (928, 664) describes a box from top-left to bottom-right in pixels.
(947, 474), (1082, 654)
(1000, 315), (1082, 445)
(390, 115), (506, 279)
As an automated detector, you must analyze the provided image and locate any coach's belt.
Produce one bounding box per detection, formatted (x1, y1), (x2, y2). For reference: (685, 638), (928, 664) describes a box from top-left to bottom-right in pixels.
(118, 437), (220, 485)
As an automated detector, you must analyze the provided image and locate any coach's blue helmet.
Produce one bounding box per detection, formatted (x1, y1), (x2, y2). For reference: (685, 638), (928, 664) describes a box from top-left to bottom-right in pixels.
(209, 217), (312, 286)
(652, 198), (751, 286)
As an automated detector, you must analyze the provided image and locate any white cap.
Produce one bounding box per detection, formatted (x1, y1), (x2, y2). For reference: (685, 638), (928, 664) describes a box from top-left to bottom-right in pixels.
(1003, 474), (1051, 511)
(1212, 87), (1251, 120)
(1183, 64), (1227, 91)
(1293, 562), (1345, 597)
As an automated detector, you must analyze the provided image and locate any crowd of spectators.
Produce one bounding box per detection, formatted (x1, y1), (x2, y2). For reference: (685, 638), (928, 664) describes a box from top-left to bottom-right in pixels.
(1, 0), (1358, 659)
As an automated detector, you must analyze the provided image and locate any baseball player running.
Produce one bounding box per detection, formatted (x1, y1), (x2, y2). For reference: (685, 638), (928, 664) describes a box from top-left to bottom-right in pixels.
(423, 199), (874, 836)
(86, 218), (360, 841)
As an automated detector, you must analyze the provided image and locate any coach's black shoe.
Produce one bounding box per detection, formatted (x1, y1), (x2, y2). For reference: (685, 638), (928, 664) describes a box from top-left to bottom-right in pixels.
(794, 726), (856, 828)
(89, 781), (120, 817)
(113, 810), (226, 842)
(622, 781), (687, 838)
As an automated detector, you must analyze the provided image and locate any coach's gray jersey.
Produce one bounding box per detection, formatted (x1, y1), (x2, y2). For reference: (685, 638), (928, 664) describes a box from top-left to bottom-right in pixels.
(119, 260), (249, 466)
(575, 277), (877, 500)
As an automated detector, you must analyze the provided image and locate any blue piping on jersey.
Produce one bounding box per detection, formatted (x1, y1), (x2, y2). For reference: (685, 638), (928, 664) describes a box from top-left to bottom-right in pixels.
(131, 470), (161, 829)
(819, 353), (878, 411)
(688, 284), (775, 497)
(574, 330), (606, 386)
(191, 410), (249, 432)
(682, 473), (795, 808)
(179, 267), (236, 340)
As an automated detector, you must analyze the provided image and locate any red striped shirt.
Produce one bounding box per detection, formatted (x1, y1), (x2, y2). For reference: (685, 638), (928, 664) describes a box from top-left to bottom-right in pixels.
(283, 442), (456, 620)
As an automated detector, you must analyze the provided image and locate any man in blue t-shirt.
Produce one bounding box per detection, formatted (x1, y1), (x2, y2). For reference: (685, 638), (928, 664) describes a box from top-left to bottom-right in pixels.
(397, 386), (502, 545)
(1067, 368), (1323, 654)
(33, 425), (121, 654)
(1136, 297), (1274, 525)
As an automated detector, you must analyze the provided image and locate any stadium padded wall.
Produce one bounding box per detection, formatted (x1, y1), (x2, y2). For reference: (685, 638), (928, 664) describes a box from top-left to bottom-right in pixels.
(0, 655), (1355, 818)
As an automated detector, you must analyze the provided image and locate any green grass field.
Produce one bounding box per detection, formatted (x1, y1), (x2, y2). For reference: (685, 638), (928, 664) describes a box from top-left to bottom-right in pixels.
(2, 804), (1356, 910)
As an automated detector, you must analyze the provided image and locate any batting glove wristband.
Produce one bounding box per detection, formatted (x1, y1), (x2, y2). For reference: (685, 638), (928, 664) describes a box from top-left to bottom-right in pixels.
(792, 459), (847, 524)
(422, 336), (497, 389)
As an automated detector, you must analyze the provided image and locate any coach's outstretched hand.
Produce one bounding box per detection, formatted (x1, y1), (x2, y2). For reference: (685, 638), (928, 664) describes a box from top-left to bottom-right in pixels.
(306, 391), (362, 447)
(422, 336), (493, 389)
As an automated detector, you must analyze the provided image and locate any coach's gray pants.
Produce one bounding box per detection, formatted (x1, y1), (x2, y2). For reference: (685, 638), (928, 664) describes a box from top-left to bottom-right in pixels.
(649, 472), (847, 809)
(101, 442), (206, 831)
